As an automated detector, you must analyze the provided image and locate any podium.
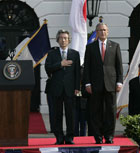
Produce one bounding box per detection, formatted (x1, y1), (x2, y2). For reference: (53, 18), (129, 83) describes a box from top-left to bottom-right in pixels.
(0, 60), (35, 146)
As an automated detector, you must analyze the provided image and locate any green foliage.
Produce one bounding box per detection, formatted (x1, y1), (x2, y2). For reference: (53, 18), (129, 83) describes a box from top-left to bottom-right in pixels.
(120, 114), (140, 144)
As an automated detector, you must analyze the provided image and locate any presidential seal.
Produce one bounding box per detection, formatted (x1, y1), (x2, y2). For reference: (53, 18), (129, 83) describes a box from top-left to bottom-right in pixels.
(3, 62), (21, 80)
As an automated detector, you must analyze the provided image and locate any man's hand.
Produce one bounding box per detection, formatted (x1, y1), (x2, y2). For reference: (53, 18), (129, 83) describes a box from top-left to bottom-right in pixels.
(86, 85), (92, 94)
(61, 59), (73, 67)
(75, 90), (80, 96)
(116, 85), (122, 92)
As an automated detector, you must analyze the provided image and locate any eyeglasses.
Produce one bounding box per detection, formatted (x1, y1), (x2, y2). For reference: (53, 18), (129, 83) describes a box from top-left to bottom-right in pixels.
(59, 37), (69, 40)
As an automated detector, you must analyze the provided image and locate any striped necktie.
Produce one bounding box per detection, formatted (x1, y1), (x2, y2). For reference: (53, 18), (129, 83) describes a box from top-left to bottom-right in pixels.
(62, 51), (67, 60)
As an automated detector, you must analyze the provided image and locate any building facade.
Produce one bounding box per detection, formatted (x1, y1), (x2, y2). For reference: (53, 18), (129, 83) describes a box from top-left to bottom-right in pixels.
(4, 0), (140, 113)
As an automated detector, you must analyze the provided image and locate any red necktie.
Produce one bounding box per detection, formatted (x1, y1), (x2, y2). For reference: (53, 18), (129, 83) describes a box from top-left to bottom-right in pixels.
(102, 42), (105, 61)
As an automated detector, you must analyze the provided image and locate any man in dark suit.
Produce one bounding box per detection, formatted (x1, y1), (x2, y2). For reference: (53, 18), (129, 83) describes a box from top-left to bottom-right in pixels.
(83, 23), (123, 144)
(45, 30), (80, 145)
(129, 64), (140, 115)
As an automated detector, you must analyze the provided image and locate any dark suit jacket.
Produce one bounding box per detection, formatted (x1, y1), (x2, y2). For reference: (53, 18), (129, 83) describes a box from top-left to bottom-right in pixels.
(45, 47), (80, 97)
(84, 39), (123, 92)
(129, 76), (140, 115)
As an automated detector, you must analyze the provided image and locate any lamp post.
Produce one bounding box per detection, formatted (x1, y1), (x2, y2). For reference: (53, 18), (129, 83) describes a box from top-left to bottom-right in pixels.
(87, 0), (101, 26)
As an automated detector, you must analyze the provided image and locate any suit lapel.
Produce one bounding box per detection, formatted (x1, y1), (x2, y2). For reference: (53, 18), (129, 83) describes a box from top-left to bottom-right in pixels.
(94, 40), (102, 63)
(104, 40), (112, 62)
(57, 48), (62, 61)
(137, 77), (140, 86)
(67, 48), (72, 60)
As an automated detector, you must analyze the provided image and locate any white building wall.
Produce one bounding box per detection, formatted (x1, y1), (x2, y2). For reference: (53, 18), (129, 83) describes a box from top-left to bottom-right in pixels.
(21, 0), (140, 113)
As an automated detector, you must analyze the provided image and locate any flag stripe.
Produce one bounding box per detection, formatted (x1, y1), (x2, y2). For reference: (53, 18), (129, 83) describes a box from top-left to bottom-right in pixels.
(83, 0), (87, 21)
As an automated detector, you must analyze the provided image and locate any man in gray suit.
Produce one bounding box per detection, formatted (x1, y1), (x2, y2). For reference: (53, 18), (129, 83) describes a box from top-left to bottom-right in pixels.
(45, 30), (80, 145)
(83, 23), (123, 144)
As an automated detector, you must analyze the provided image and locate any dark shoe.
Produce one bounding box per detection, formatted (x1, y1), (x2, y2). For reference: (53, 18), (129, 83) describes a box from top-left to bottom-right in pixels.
(55, 141), (64, 145)
(65, 140), (74, 144)
(95, 137), (103, 144)
(105, 138), (113, 144)
(96, 139), (103, 144)
(65, 137), (74, 144)
(55, 137), (64, 145)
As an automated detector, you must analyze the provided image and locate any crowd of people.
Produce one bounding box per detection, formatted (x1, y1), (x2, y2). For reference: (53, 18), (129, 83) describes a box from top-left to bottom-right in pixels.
(44, 22), (139, 145)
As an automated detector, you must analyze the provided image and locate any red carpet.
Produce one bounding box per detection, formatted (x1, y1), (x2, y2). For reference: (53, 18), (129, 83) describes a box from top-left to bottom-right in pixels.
(0, 136), (138, 150)
(28, 136), (138, 147)
(28, 112), (47, 134)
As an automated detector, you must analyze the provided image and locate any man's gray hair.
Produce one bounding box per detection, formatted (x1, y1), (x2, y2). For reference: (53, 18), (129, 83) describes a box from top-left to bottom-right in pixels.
(56, 29), (70, 42)
(96, 23), (108, 31)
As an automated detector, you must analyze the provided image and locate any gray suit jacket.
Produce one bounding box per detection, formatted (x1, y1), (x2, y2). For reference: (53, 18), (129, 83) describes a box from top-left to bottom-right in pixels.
(45, 47), (80, 97)
(84, 39), (123, 92)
